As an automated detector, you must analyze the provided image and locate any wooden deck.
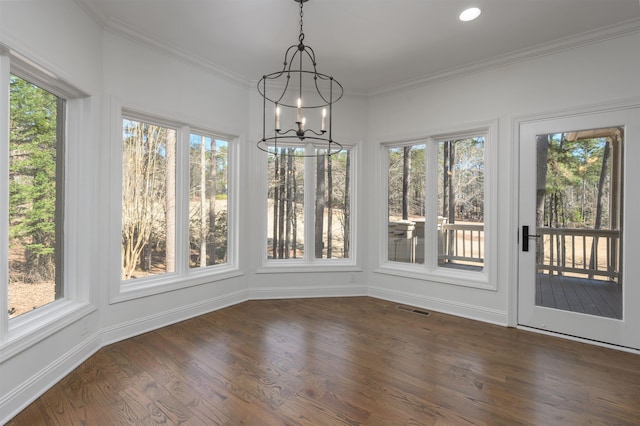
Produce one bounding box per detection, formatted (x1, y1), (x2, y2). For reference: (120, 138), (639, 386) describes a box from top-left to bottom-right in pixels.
(536, 273), (622, 319)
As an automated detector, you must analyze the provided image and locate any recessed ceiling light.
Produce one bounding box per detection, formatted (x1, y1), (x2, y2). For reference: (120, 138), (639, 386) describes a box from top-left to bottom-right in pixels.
(459, 7), (481, 22)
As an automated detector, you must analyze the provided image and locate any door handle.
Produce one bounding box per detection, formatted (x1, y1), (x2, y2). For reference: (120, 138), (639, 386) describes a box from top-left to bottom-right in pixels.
(522, 225), (540, 252)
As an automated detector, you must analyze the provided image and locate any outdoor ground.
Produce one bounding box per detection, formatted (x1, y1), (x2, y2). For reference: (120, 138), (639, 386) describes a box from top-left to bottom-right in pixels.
(9, 281), (55, 318)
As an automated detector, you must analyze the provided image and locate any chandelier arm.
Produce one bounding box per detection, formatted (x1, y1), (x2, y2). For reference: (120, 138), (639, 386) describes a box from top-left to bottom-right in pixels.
(302, 45), (318, 71)
(258, 136), (343, 157)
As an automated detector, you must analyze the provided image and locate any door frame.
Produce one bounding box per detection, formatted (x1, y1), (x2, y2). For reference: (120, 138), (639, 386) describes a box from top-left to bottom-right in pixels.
(510, 99), (640, 352)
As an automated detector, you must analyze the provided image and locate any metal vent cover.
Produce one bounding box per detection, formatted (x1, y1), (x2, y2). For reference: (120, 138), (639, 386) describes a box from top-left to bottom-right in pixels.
(397, 305), (431, 316)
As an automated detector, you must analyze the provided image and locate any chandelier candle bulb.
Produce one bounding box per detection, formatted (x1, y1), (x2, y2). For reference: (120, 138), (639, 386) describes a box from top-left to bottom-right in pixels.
(301, 117), (306, 130)
(321, 108), (327, 131)
(275, 106), (281, 130)
(297, 98), (302, 123)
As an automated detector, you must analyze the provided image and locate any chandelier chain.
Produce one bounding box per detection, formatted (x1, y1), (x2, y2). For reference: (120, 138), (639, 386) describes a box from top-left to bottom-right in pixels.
(298, 1), (305, 43)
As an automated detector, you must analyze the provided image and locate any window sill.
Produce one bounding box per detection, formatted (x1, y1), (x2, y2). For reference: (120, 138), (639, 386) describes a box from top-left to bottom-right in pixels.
(0, 300), (96, 362)
(112, 266), (244, 304)
(374, 262), (496, 291)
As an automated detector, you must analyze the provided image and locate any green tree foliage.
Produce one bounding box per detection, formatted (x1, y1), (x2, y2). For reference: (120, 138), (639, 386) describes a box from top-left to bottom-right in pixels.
(388, 145), (425, 220)
(9, 75), (58, 282)
(543, 133), (611, 229)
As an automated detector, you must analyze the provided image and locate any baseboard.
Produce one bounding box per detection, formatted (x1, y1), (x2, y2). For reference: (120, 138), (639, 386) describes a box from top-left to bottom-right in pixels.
(1, 332), (102, 424)
(248, 284), (368, 300)
(100, 289), (249, 347)
(368, 286), (508, 326)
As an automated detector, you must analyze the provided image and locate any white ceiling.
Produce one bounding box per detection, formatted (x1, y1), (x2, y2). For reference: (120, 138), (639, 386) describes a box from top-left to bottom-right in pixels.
(77, 0), (640, 93)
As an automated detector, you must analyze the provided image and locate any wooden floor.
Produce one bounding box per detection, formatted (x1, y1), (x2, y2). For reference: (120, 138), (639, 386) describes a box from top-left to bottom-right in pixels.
(8, 297), (640, 425)
(536, 273), (622, 319)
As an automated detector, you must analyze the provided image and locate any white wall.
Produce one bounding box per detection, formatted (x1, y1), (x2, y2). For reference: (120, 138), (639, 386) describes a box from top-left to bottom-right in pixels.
(366, 31), (640, 325)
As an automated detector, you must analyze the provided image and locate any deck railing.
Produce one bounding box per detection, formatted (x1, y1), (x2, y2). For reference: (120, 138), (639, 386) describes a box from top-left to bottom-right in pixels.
(388, 222), (619, 281)
(536, 227), (620, 281)
(388, 220), (484, 266)
(439, 223), (484, 266)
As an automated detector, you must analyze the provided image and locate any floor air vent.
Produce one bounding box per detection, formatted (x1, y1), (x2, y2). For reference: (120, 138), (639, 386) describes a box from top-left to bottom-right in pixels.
(397, 305), (431, 316)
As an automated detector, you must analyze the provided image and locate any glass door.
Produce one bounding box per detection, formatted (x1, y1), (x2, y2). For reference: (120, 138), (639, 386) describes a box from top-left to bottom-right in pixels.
(518, 107), (640, 350)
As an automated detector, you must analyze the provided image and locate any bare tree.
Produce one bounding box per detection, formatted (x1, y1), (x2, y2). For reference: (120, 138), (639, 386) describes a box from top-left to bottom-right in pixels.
(122, 121), (167, 279)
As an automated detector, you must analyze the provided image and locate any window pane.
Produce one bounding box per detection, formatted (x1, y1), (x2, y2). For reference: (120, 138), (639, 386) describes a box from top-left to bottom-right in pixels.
(121, 119), (176, 280)
(8, 75), (62, 318)
(189, 134), (228, 268)
(314, 149), (351, 259)
(267, 147), (305, 259)
(387, 144), (425, 263)
(438, 137), (484, 270)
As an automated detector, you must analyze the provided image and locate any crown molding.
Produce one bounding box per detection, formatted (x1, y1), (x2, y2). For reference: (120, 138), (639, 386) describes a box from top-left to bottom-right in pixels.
(104, 18), (250, 88)
(370, 17), (640, 97)
(73, 0), (108, 27)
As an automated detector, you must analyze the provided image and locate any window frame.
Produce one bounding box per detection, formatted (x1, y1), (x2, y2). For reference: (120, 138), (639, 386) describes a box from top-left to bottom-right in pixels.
(111, 106), (240, 304)
(258, 141), (359, 273)
(377, 122), (498, 290)
(0, 48), (95, 360)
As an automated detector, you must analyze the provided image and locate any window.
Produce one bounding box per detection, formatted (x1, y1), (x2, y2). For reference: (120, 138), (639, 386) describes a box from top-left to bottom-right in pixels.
(265, 145), (354, 264)
(384, 125), (495, 288)
(121, 119), (176, 280)
(1, 50), (92, 349)
(437, 137), (485, 270)
(388, 144), (426, 264)
(188, 134), (229, 268)
(119, 112), (236, 298)
(7, 74), (64, 319)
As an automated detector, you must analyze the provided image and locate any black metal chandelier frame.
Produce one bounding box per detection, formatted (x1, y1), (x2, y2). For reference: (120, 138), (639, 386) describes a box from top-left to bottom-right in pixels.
(257, 0), (344, 157)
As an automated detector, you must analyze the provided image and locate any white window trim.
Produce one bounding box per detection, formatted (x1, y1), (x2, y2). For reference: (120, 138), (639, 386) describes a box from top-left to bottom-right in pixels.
(110, 104), (241, 304)
(376, 120), (498, 291)
(257, 141), (359, 273)
(0, 48), (95, 361)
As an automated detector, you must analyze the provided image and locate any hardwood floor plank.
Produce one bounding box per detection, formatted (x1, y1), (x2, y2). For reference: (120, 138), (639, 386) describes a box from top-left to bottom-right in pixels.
(7, 297), (640, 425)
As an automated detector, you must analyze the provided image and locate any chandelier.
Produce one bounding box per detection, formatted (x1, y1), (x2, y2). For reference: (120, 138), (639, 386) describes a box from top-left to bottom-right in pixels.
(257, 0), (343, 157)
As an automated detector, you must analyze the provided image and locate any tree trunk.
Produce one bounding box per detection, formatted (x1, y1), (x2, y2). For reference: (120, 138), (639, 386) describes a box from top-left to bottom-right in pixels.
(443, 142), (449, 220)
(327, 155), (333, 258)
(285, 149), (293, 258)
(272, 154), (279, 258)
(278, 152), (286, 258)
(208, 141), (217, 264)
(165, 129), (176, 272)
(315, 154), (326, 258)
(447, 142), (456, 258)
(402, 146), (411, 220)
(589, 139), (611, 276)
(343, 151), (350, 258)
(292, 155), (298, 258)
(535, 134), (549, 266)
(199, 135), (207, 267)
